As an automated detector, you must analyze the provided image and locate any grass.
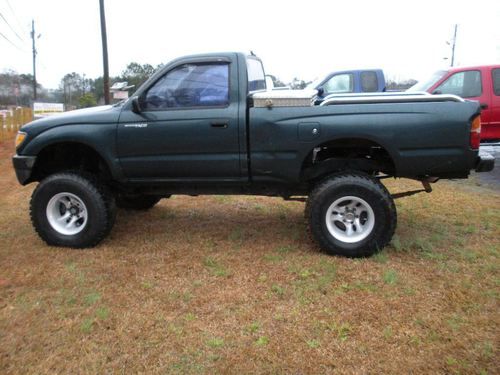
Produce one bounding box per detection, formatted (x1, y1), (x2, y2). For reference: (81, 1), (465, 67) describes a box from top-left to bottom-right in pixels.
(202, 256), (229, 277)
(382, 269), (398, 285)
(206, 337), (224, 349)
(255, 336), (269, 346)
(0, 137), (499, 374)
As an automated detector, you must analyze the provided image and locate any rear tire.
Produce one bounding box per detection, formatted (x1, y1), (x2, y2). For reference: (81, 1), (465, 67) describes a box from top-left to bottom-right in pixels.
(30, 172), (116, 248)
(307, 172), (396, 257)
(116, 195), (164, 210)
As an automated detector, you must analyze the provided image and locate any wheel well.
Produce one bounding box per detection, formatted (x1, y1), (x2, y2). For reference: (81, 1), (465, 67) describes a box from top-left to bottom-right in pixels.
(300, 138), (396, 182)
(32, 142), (112, 182)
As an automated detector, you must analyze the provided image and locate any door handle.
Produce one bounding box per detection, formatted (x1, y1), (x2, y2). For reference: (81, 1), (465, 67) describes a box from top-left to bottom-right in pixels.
(480, 103), (488, 110)
(211, 122), (228, 128)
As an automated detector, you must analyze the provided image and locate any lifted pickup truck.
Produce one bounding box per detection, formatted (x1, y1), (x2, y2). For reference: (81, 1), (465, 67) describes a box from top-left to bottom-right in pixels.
(12, 52), (495, 257)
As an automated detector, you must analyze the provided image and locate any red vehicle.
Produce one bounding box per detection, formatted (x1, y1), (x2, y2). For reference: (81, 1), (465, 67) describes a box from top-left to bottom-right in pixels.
(409, 65), (500, 141)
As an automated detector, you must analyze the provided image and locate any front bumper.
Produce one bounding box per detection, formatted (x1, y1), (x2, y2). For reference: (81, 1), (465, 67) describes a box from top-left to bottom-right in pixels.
(12, 154), (37, 185)
(475, 151), (495, 173)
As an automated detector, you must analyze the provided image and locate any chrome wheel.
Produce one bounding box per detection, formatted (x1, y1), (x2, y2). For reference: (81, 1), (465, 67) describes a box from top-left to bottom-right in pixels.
(325, 196), (375, 243)
(46, 192), (88, 235)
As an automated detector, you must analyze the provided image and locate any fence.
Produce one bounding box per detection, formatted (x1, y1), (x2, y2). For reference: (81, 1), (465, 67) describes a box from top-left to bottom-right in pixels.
(0, 107), (33, 141)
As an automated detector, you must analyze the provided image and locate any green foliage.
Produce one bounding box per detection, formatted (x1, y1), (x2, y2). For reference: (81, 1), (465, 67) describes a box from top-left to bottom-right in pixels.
(80, 318), (94, 333)
(255, 336), (269, 346)
(78, 93), (97, 108)
(271, 284), (285, 297)
(96, 307), (109, 320)
(203, 257), (229, 277)
(306, 339), (320, 348)
(206, 337), (224, 348)
(247, 321), (260, 334)
(84, 291), (101, 306)
(383, 269), (398, 285)
(118, 62), (161, 95)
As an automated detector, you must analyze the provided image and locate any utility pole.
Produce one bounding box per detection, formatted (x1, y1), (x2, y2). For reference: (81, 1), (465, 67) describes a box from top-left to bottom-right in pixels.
(450, 24), (458, 67)
(31, 19), (37, 101)
(99, 0), (110, 104)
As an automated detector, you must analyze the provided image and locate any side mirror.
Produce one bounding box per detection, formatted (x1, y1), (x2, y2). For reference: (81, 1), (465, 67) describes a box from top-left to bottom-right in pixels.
(317, 87), (324, 96)
(432, 90), (442, 95)
(131, 96), (142, 113)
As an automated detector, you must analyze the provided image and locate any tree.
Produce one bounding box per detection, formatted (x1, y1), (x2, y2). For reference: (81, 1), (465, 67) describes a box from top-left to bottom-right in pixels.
(385, 78), (418, 91)
(118, 62), (162, 94)
(289, 77), (308, 90)
(267, 74), (287, 88)
(78, 93), (97, 108)
(0, 70), (42, 106)
(60, 72), (85, 107)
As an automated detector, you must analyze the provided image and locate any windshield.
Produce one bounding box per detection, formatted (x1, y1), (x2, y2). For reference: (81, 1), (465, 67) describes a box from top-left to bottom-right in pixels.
(408, 70), (447, 92)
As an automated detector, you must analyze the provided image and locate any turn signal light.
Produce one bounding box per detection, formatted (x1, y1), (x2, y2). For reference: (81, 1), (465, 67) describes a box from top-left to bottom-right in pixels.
(15, 131), (27, 149)
(470, 116), (481, 150)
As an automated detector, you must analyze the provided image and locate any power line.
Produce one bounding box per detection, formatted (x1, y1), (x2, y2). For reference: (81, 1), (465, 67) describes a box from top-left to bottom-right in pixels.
(4, 0), (26, 34)
(0, 11), (25, 43)
(0, 29), (25, 52)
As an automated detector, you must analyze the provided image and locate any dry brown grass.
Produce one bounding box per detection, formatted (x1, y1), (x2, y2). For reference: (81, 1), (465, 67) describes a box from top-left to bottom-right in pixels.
(0, 137), (499, 374)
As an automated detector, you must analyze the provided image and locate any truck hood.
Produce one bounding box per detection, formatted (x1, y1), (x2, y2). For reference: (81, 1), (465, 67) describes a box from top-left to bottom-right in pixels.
(21, 105), (122, 137)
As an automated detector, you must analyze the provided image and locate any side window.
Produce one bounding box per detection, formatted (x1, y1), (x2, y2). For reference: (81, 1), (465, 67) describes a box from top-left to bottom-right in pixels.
(323, 74), (354, 94)
(360, 71), (379, 92)
(435, 70), (482, 98)
(142, 63), (229, 110)
(492, 68), (500, 96)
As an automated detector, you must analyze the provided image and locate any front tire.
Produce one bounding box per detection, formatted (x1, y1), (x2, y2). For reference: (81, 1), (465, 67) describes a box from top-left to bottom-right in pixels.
(307, 173), (397, 257)
(30, 172), (116, 248)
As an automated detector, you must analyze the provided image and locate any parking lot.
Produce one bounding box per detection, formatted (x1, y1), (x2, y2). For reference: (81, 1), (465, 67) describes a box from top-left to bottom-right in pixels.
(477, 143), (500, 187)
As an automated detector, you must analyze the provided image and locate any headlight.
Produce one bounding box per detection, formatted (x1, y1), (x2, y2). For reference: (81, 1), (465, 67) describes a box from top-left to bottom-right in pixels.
(15, 131), (27, 149)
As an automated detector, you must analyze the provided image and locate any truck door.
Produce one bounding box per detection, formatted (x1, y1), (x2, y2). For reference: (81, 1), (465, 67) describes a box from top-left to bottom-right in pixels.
(489, 68), (500, 140)
(116, 59), (242, 180)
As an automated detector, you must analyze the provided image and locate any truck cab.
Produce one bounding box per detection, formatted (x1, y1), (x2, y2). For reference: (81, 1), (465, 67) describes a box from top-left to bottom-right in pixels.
(309, 69), (386, 104)
(408, 65), (500, 141)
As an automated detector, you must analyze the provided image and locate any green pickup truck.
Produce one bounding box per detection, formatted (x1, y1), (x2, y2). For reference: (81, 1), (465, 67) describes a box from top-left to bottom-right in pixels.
(12, 52), (494, 257)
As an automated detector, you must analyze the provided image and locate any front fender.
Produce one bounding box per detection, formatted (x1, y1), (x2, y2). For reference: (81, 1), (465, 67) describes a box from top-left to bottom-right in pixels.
(20, 123), (125, 182)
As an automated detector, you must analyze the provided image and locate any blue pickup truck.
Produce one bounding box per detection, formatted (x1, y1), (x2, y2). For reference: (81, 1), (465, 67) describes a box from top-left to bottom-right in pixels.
(12, 52), (494, 257)
(308, 69), (386, 103)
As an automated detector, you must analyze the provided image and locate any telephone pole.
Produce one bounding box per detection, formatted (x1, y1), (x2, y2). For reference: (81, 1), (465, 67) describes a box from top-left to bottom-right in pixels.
(99, 0), (110, 104)
(450, 24), (458, 67)
(31, 19), (37, 101)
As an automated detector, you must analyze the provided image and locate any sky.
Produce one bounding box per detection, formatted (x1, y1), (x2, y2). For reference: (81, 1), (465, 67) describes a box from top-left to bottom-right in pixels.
(1, 0), (499, 89)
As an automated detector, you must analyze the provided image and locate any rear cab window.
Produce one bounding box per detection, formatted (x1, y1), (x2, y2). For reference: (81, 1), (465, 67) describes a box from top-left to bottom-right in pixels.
(360, 71), (379, 92)
(247, 57), (266, 92)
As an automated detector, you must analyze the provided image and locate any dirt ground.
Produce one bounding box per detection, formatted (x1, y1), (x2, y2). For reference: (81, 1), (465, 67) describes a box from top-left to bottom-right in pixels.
(0, 137), (499, 374)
